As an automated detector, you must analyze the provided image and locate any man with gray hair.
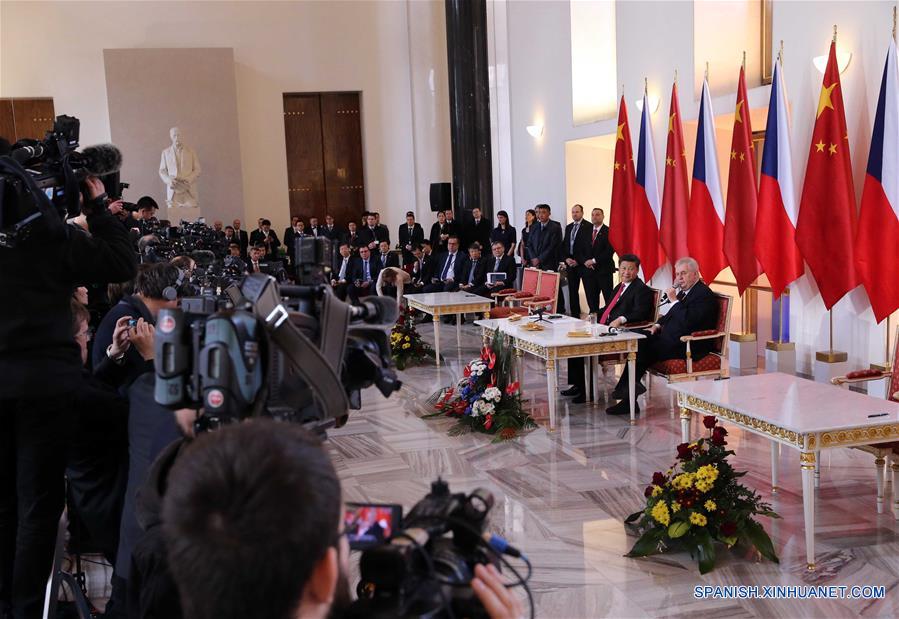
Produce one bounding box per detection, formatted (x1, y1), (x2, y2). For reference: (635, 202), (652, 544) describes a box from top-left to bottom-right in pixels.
(606, 256), (720, 416)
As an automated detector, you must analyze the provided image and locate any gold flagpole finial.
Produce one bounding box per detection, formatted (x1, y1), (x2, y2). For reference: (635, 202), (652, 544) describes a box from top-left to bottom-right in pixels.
(705, 61), (710, 81)
(742, 50), (746, 70)
(833, 24), (838, 43)
(644, 77), (648, 96)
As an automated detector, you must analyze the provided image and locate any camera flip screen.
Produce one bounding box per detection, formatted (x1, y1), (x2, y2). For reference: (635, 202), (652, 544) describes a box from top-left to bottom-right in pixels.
(344, 502), (402, 550)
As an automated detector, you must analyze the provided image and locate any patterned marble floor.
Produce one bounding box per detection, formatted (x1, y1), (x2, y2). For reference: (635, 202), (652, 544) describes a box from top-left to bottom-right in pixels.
(334, 322), (899, 618)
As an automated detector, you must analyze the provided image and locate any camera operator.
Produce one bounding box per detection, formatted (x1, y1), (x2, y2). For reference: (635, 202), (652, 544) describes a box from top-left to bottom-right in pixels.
(92, 263), (182, 388)
(135, 197), (160, 236)
(158, 420), (522, 619)
(108, 198), (139, 231)
(0, 174), (137, 618)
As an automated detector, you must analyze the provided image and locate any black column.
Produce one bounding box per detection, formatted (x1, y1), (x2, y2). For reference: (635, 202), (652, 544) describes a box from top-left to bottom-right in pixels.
(445, 0), (494, 221)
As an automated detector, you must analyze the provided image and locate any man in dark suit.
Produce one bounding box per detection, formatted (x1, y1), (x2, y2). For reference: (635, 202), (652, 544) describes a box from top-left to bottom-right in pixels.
(358, 213), (389, 251)
(344, 221), (362, 251)
(561, 204), (592, 318)
(373, 212), (390, 245)
(525, 204), (563, 271)
(376, 240), (400, 270)
(398, 211), (425, 265)
(330, 242), (354, 301)
(249, 220), (281, 261)
(283, 219), (305, 266)
(562, 254), (654, 403)
(423, 236), (466, 293)
(472, 241), (517, 298)
(462, 207), (492, 251)
(458, 242), (488, 293)
(348, 245), (380, 302)
(307, 216), (322, 238)
(581, 207), (616, 314)
(232, 219), (249, 258)
(606, 256), (719, 416)
(283, 216), (300, 248)
(322, 214), (343, 243)
(410, 241), (436, 289)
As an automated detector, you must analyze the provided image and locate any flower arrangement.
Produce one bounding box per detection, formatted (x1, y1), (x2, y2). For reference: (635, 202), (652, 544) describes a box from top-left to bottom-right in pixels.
(390, 305), (434, 370)
(625, 416), (780, 574)
(428, 332), (536, 441)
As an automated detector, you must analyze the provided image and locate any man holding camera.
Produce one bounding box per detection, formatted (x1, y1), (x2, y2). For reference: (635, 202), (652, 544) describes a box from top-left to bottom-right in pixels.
(162, 421), (523, 619)
(0, 175), (137, 618)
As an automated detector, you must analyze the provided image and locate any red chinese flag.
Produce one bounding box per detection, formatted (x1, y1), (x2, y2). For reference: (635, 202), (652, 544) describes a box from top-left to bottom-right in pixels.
(609, 97), (637, 256)
(723, 66), (762, 295)
(660, 82), (690, 265)
(795, 40), (858, 309)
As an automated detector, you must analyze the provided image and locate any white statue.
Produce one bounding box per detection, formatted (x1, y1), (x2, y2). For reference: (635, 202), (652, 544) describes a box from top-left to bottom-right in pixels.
(159, 127), (201, 215)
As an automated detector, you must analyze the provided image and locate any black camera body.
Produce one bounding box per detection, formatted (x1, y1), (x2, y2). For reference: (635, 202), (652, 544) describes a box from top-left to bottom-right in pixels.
(348, 479), (497, 619)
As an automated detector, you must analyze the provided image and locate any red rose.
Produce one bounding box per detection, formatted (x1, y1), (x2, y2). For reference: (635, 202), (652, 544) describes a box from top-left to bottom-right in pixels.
(505, 381), (520, 395)
(463, 366), (471, 378)
(702, 415), (717, 429)
(652, 472), (666, 486)
(644, 486), (654, 498)
(676, 443), (694, 461)
(719, 521), (737, 537)
(711, 426), (728, 446)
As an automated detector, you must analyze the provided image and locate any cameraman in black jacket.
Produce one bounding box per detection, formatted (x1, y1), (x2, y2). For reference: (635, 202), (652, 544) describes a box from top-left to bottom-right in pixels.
(0, 175), (137, 619)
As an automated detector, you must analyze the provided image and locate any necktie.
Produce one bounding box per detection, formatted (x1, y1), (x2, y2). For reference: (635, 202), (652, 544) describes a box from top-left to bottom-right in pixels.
(468, 260), (477, 285)
(570, 222), (579, 252)
(441, 253), (455, 279)
(600, 284), (626, 325)
(339, 258), (347, 280)
(677, 290), (686, 301)
(495, 258), (501, 271)
(253, 261), (259, 273)
(592, 227), (598, 244)
(363, 260), (370, 281)
(381, 255), (386, 267)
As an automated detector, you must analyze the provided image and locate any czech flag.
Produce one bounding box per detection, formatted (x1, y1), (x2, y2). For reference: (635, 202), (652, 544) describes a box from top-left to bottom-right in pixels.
(856, 39), (899, 322)
(755, 57), (803, 299)
(633, 91), (666, 281)
(688, 78), (728, 281)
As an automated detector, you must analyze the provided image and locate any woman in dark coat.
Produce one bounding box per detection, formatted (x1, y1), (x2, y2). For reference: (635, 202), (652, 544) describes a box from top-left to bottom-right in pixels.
(490, 210), (517, 256)
(517, 208), (537, 263)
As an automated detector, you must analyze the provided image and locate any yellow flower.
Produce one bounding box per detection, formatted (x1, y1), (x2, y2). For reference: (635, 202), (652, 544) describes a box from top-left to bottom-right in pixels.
(405, 335), (411, 342)
(670, 501), (681, 513)
(671, 473), (694, 490)
(704, 500), (716, 511)
(651, 501), (670, 526)
(695, 480), (713, 493)
(651, 486), (663, 498)
(696, 464), (719, 483)
(402, 343), (411, 349)
(689, 512), (708, 527)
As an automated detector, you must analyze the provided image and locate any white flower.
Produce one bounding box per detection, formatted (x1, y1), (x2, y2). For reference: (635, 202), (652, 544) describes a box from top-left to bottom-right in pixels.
(481, 401), (495, 415)
(483, 387), (502, 402)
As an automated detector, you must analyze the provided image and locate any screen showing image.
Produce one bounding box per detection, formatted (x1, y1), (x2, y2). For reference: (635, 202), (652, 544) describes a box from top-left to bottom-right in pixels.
(344, 503), (401, 549)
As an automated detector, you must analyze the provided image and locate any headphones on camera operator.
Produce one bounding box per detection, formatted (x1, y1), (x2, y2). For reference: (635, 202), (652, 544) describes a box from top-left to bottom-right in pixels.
(163, 268), (187, 301)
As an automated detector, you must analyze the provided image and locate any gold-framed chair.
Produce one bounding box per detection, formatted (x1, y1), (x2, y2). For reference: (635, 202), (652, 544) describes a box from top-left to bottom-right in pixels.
(832, 327), (899, 517)
(522, 270), (561, 314)
(647, 292), (732, 385)
(494, 267), (540, 306)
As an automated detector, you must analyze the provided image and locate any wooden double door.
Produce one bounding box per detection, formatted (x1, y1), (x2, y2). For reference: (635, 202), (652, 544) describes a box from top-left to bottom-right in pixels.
(283, 92), (365, 227)
(0, 98), (56, 143)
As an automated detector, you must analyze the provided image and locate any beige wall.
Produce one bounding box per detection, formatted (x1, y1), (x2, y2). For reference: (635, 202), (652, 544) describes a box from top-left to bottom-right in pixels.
(104, 47), (243, 224)
(0, 0), (451, 236)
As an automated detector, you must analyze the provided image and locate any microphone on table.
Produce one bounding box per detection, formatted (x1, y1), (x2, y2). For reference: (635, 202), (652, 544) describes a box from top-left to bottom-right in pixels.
(658, 283), (682, 306)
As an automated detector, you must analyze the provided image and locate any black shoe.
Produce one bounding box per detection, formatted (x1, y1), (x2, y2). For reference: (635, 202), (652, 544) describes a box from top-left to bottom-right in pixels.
(561, 386), (581, 397)
(612, 381), (646, 400)
(605, 399), (639, 416)
(572, 394), (588, 404)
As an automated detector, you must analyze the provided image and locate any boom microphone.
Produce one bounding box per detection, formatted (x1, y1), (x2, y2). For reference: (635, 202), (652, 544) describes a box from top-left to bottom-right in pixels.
(81, 143), (123, 176)
(9, 139), (46, 164)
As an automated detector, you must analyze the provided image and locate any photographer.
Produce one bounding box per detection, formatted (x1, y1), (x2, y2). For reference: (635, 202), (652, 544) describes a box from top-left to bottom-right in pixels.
(135, 197), (161, 236)
(92, 263), (181, 389)
(0, 174), (137, 618)
(160, 420), (523, 619)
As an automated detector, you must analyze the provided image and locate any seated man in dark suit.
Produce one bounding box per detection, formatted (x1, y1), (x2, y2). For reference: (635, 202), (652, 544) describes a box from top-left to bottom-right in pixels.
(322, 214), (343, 242)
(410, 241), (436, 290)
(458, 242), (488, 294)
(606, 256), (719, 416)
(472, 241), (516, 298)
(562, 254), (654, 403)
(348, 245), (380, 302)
(423, 236), (466, 293)
(330, 242), (354, 301)
(376, 240), (400, 271)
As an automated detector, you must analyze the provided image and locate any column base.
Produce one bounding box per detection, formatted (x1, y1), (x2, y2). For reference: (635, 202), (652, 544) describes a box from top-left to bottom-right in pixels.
(729, 334), (758, 369)
(813, 353), (849, 385)
(765, 341), (796, 375)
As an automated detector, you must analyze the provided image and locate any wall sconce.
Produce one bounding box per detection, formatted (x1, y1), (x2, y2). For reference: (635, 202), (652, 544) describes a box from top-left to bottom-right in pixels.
(813, 50), (852, 74)
(526, 123), (544, 138)
(634, 95), (660, 114)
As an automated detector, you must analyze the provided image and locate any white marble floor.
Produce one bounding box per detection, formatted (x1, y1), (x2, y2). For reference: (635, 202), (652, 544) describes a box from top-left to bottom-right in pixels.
(334, 322), (899, 618)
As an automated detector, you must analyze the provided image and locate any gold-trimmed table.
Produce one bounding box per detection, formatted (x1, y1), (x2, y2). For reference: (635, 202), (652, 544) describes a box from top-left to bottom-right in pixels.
(670, 372), (899, 572)
(403, 292), (493, 366)
(476, 317), (645, 429)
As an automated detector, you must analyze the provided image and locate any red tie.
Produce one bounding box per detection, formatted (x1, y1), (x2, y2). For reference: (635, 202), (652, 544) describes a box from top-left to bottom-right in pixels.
(600, 284), (625, 325)
(592, 227), (598, 244)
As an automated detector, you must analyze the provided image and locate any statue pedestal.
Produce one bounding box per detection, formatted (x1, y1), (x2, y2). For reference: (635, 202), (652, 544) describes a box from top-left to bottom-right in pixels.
(166, 206), (202, 224)
(813, 350), (849, 386)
